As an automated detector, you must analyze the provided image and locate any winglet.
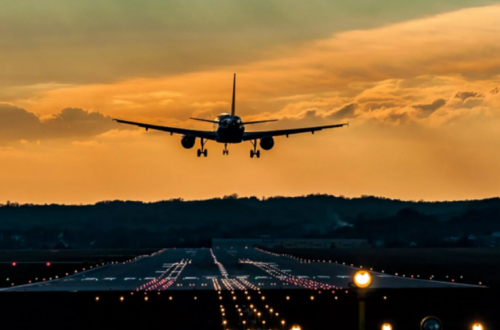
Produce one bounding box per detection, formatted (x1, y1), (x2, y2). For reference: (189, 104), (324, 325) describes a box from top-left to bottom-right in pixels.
(231, 73), (236, 117)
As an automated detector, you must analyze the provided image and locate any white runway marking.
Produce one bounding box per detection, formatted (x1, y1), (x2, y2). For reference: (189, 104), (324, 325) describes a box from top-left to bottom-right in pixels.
(144, 277), (156, 280)
(124, 277), (136, 280)
(103, 277), (116, 281)
(317, 276), (330, 279)
(337, 275), (350, 278)
(155, 271), (165, 273)
(83, 278), (97, 281)
(297, 276), (309, 279)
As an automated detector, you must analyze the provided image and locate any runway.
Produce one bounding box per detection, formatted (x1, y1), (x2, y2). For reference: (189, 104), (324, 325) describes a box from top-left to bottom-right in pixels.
(0, 247), (479, 292)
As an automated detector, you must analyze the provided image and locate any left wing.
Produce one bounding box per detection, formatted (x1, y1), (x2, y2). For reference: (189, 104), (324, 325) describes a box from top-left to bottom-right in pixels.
(114, 119), (218, 140)
(242, 123), (347, 141)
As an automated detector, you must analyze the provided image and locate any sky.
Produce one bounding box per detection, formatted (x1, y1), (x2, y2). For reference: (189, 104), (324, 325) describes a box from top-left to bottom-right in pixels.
(1, 0), (500, 204)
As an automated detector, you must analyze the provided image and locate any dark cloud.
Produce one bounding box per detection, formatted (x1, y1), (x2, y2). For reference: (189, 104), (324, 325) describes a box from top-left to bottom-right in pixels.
(326, 103), (358, 120)
(412, 98), (446, 113)
(304, 109), (318, 118)
(363, 102), (397, 111)
(0, 104), (114, 143)
(455, 91), (482, 101)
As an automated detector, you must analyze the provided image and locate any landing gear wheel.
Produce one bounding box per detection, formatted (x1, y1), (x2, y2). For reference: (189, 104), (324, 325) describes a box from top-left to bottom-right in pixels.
(197, 149), (201, 157)
(250, 139), (260, 158)
(203, 149), (208, 157)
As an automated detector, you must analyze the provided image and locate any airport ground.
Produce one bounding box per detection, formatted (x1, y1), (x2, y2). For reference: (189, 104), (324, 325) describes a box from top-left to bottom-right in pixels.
(0, 247), (497, 329)
(267, 247), (500, 289)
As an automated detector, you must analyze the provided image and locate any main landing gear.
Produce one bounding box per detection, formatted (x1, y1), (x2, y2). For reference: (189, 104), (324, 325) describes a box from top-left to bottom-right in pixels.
(197, 138), (208, 157)
(250, 139), (260, 158)
(223, 143), (229, 155)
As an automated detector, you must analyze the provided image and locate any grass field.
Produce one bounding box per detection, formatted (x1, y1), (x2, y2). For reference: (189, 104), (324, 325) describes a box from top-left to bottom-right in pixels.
(267, 247), (500, 288)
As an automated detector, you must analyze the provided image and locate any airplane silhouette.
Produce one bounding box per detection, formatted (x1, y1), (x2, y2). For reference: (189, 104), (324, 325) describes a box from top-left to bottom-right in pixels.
(114, 74), (347, 158)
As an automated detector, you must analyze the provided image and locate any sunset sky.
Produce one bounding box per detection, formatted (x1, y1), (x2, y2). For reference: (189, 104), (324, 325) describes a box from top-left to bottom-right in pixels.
(1, 0), (500, 204)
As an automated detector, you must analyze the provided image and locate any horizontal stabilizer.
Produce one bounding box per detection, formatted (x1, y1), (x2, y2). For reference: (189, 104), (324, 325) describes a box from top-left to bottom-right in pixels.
(242, 119), (278, 125)
(189, 117), (220, 124)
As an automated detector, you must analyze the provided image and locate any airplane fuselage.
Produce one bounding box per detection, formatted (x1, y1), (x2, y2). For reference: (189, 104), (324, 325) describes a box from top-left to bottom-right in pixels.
(214, 113), (245, 143)
(114, 74), (347, 158)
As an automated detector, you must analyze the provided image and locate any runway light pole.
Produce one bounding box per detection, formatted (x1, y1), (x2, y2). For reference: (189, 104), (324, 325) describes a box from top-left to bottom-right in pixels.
(352, 270), (373, 330)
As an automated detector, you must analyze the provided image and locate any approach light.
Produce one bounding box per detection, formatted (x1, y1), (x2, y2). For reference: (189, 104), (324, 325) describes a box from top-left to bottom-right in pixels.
(353, 271), (372, 288)
(382, 323), (392, 330)
(472, 323), (484, 330)
(291, 326), (302, 330)
(421, 316), (442, 330)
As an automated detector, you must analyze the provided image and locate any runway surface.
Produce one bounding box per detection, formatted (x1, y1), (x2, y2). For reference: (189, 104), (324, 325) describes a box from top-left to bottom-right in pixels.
(0, 247), (478, 292)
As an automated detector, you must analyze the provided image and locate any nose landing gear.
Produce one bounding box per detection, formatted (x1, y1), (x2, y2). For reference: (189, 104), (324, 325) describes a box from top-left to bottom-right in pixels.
(223, 143), (229, 155)
(250, 140), (260, 158)
(197, 138), (208, 157)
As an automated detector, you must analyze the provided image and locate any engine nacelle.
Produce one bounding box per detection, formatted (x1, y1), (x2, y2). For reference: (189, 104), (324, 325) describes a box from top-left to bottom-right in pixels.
(260, 137), (274, 150)
(181, 135), (196, 149)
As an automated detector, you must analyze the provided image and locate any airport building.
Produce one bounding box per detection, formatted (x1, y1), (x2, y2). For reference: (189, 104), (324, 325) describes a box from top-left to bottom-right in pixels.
(212, 238), (370, 249)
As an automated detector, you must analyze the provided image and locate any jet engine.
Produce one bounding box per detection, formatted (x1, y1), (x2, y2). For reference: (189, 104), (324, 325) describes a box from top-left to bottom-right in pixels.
(181, 135), (196, 149)
(259, 137), (274, 150)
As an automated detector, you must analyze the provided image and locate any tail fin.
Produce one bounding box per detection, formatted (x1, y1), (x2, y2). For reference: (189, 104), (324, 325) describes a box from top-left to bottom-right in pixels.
(231, 73), (236, 116)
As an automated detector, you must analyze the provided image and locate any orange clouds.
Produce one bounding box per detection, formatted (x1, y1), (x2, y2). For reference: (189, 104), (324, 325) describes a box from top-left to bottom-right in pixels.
(2, 5), (500, 203)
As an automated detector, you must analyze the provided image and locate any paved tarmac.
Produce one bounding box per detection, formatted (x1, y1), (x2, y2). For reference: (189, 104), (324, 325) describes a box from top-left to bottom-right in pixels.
(0, 247), (478, 292)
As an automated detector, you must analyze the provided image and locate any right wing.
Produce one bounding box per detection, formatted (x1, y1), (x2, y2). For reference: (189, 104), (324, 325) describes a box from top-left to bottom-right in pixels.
(242, 123), (347, 140)
(114, 119), (218, 140)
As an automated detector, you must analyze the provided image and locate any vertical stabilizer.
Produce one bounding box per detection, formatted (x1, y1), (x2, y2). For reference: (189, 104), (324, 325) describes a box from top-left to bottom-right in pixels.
(231, 74), (236, 116)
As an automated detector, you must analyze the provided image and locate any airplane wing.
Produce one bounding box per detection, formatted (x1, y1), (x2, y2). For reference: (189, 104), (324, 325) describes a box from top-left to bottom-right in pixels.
(242, 123), (347, 141)
(114, 119), (218, 140)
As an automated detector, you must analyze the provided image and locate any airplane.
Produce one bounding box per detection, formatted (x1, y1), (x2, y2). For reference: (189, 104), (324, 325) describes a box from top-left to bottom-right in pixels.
(114, 74), (347, 158)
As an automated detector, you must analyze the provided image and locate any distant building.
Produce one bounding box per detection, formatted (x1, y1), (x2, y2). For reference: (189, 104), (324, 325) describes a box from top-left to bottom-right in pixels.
(212, 238), (370, 249)
(11, 235), (24, 242)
